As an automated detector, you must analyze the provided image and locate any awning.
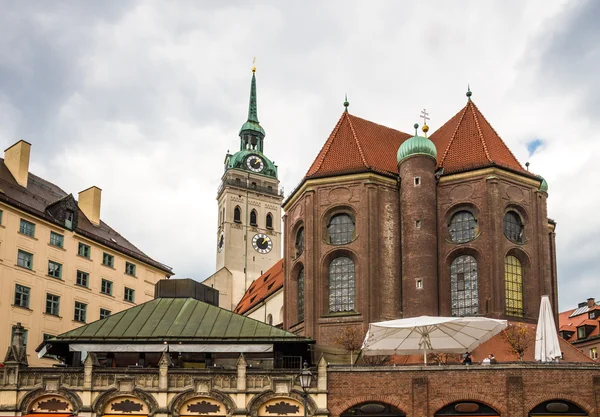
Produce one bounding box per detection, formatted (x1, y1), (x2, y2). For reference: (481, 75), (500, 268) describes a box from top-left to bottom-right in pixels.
(169, 344), (272, 353)
(69, 344), (167, 352)
(68, 344), (273, 353)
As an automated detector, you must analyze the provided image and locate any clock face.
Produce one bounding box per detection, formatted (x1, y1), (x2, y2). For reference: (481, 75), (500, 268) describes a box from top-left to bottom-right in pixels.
(246, 155), (265, 172)
(217, 232), (224, 252)
(252, 233), (273, 254)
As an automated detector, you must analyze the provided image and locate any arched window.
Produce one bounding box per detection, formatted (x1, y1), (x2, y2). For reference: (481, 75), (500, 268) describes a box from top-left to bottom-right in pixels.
(436, 401), (499, 416)
(529, 400), (587, 416)
(450, 255), (479, 317)
(504, 211), (524, 243)
(296, 227), (305, 256)
(266, 213), (273, 229)
(449, 211), (477, 243)
(327, 213), (355, 245)
(234, 206), (241, 223)
(341, 402), (406, 417)
(298, 267), (305, 321)
(328, 257), (355, 312)
(266, 314), (273, 325)
(250, 209), (257, 226)
(505, 255), (524, 317)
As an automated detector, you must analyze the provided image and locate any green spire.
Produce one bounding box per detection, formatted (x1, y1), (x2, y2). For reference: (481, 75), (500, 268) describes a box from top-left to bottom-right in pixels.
(344, 94), (349, 112)
(248, 70), (259, 123)
(466, 84), (472, 100)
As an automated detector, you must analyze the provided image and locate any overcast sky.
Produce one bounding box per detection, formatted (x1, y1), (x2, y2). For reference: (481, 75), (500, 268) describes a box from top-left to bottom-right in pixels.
(1, 0), (598, 311)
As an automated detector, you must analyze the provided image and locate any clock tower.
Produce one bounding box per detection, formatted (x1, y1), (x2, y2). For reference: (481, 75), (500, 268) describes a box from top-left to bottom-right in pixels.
(213, 66), (283, 310)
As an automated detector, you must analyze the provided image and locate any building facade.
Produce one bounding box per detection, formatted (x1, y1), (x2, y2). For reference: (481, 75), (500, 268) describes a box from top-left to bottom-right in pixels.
(559, 297), (600, 361)
(0, 140), (172, 366)
(282, 93), (557, 349)
(204, 68), (283, 311)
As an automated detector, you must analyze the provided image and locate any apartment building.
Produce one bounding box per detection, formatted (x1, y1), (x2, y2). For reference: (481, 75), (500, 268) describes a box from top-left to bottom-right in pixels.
(0, 140), (173, 365)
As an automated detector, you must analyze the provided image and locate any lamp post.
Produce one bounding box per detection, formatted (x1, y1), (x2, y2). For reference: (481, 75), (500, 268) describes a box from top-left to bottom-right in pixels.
(297, 361), (313, 417)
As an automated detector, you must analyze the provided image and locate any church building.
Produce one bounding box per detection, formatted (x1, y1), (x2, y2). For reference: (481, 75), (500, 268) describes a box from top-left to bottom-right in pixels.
(282, 90), (557, 348)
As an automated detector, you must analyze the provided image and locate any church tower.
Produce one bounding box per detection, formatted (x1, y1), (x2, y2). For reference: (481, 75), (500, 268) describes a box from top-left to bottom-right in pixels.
(214, 66), (283, 310)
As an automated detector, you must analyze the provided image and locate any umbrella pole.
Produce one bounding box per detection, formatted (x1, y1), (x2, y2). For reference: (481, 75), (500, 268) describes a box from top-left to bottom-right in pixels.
(424, 348), (427, 365)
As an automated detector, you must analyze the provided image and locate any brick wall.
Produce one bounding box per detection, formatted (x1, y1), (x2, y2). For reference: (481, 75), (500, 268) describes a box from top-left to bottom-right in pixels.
(328, 365), (600, 417)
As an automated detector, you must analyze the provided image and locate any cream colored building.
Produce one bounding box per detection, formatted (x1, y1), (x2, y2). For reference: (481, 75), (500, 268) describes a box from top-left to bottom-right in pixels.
(203, 68), (283, 311)
(0, 140), (173, 366)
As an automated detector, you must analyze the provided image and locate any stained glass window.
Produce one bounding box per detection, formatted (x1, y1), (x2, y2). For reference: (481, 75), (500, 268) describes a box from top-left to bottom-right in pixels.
(504, 211), (524, 243)
(450, 255), (478, 316)
(296, 227), (305, 256)
(505, 255), (524, 317)
(328, 257), (355, 312)
(328, 214), (355, 245)
(449, 211), (476, 243)
(298, 267), (305, 321)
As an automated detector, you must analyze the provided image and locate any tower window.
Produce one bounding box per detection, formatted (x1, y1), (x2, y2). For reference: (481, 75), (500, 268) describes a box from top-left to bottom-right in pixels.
(416, 279), (423, 289)
(296, 227), (305, 256)
(234, 206), (242, 223)
(449, 211), (477, 243)
(505, 255), (524, 317)
(504, 211), (524, 243)
(250, 209), (258, 226)
(327, 213), (355, 245)
(267, 314), (273, 325)
(415, 219), (421, 229)
(414, 177), (421, 186)
(328, 256), (355, 313)
(298, 266), (305, 321)
(266, 213), (273, 229)
(450, 255), (478, 317)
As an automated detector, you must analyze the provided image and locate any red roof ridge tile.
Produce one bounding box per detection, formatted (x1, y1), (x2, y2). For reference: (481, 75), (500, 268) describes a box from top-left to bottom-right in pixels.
(438, 102), (470, 168)
(469, 101), (494, 164)
(345, 113), (370, 169)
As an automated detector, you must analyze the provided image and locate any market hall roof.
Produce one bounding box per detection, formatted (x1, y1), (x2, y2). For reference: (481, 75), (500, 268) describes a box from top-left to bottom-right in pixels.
(52, 296), (309, 344)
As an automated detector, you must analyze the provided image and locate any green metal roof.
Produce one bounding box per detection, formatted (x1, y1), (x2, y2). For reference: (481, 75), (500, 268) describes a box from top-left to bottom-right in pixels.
(227, 149), (278, 179)
(397, 134), (438, 164)
(539, 175), (548, 192)
(55, 298), (308, 343)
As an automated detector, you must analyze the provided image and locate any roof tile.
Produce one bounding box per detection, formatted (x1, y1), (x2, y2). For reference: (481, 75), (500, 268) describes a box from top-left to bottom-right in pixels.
(235, 259), (284, 315)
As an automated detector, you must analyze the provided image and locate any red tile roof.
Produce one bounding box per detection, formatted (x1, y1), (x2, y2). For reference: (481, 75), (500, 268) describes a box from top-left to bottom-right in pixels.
(429, 100), (528, 175)
(305, 112), (412, 180)
(234, 259), (284, 315)
(559, 306), (600, 343)
(389, 322), (594, 365)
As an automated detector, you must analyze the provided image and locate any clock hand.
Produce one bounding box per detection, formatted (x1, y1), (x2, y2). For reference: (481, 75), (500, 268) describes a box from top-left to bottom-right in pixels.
(262, 238), (267, 244)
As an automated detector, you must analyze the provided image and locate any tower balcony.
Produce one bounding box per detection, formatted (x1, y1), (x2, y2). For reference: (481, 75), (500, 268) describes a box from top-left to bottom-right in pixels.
(217, 178), (284, 199)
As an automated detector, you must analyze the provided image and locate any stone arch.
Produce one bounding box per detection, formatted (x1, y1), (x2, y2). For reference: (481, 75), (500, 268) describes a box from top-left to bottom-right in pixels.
(429, 395), (504, 417)
(332, 396), (409, 417)
(19, 388), (83, 414)
(93, 388), (159, 417)
(247, 390), (317, 417)
(525, 395), (592, 416)
(169, 389), (236, 417)
(434, 400), (500, 415)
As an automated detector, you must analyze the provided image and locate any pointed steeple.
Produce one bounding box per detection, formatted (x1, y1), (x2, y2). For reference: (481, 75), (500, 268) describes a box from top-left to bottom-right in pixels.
(239, 64), (266, 152)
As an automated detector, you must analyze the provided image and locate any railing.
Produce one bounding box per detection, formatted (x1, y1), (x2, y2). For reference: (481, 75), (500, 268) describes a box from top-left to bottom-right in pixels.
(217, 179), (284, 198)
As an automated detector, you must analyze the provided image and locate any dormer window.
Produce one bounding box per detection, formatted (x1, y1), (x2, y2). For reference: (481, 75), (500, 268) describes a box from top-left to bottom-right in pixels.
(589, 311), (597, 320)
(65, 210), (74, 230)
(578, 326), (586, 340)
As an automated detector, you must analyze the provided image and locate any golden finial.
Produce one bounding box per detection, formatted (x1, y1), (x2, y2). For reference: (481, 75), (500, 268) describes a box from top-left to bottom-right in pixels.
(420, 109), (430, 137)
(252, 56), (256, 73)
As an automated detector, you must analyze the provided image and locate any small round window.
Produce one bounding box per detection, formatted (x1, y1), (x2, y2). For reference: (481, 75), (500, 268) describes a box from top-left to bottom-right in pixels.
(449, 211), (477, 243)
(504, 211), (524, 243)
(327, 213), (355, 245)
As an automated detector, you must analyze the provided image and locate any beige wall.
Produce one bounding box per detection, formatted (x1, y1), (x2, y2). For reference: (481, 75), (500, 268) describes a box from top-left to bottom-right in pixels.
(0, 202), (169, 366)
(215, 169), (283, 310)
(245, 289), (284, 327)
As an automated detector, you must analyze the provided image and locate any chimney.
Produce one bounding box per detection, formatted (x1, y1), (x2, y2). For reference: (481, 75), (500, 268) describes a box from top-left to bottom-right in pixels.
(78, 186), (102, 226)
(588, 298), (596, 308)
(4, 140), (31, 187)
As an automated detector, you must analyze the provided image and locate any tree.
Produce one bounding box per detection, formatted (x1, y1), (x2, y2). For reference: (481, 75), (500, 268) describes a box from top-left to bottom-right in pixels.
(503, 323), (534, 361)
(333, 326), (364, 365)
(426, 352), (462, 365)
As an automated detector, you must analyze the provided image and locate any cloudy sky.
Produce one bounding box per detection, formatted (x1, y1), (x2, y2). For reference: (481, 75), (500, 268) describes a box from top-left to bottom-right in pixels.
(1, 0), (598, 310)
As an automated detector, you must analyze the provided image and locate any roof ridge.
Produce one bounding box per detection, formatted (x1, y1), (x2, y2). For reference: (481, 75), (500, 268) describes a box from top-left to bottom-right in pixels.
(469, 101), (494, 164)
(346, 114), (370, 168)
(306, 112), (348, 176)
(439, 102), (470, 167)
(470, 101), (525, 171)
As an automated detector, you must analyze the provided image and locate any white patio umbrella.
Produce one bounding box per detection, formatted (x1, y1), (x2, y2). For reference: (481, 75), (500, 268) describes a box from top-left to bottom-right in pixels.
(535, 295), (562, 363)
(361, 316), (507, 364)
